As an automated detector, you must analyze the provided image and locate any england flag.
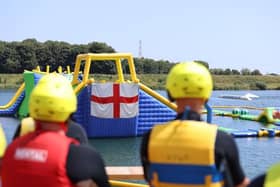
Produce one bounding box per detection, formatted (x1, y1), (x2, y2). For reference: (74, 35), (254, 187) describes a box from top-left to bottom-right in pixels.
(90, 83), (139, 118)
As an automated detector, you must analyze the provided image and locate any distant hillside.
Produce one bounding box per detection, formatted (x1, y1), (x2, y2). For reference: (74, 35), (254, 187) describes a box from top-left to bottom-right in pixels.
(1, 74), (279, 90)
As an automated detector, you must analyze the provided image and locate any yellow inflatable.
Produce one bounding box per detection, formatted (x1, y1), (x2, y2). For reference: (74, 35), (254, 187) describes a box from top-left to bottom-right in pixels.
(0, 119), (34, 158)
(0, 123), (7, 157)
(19, 117), (35, 136)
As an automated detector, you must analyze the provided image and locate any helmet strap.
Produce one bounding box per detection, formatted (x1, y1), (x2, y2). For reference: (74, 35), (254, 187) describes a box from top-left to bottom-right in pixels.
(167, 90), (175, 102)
(182, 106), (191, 120)
(204, 101), (212, 123)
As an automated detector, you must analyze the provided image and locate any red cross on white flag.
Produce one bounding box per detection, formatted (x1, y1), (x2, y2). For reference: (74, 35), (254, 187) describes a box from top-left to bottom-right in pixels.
(90, 83), (139, 118)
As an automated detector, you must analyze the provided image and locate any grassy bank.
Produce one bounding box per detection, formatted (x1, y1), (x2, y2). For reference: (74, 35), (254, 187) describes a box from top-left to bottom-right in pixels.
(0, 73), (280, 90)
(213, 75), (280, 90)
(0, 74), (25, 89)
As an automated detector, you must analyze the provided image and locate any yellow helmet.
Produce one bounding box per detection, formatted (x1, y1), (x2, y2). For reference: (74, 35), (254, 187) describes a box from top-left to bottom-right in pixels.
(166, 62), (213, 100)
(0, 123), (7, 157)
(29, 74), (77, 122)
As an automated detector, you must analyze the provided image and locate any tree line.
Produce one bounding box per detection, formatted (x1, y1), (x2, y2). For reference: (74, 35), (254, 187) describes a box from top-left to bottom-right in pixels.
(0, 39), (269, 75)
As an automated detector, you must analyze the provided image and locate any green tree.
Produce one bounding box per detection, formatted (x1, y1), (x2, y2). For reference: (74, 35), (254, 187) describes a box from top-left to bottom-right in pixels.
(251, 69), (262, 75)
(256, 82), (267, 90)
(16, 43), (38, 72)
(210, 68), (224, 75)
(194, 60), (209, 69)
(88, 42), (116, 74)
(241, 68), (251, 75)
(231, 69), (240, 75)
(224, 68), (232, 75)
(0, 44), (20, 73)
(142, 58), (154, 73)
(134, 58), (144, 74)
(158, 60), (171, 73)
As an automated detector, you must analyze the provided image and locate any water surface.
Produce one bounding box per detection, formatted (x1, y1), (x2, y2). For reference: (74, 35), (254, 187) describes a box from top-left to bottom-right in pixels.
(1, 89), (280, 179)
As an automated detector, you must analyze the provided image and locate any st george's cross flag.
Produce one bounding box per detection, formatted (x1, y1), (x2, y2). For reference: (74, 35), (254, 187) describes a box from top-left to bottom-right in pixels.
(90, 83), (139, 118)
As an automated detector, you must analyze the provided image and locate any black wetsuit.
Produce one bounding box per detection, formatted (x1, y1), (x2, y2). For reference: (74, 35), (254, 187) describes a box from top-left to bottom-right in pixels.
(12, 120), (110, 187)
(140, 111), (246, 187)
(66, 119), (88, 144)
(66, 120), (110, 186)
(67, 144), (111, 186)
(248, 174), (265, 187)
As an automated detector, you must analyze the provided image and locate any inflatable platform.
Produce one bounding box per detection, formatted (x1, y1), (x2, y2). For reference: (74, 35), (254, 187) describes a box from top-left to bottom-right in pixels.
(0, 53), (177, 138)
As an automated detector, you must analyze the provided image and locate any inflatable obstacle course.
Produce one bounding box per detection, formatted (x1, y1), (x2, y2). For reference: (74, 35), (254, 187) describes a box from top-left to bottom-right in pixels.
(0, 53), (279, 138)
(231, 128), (280, 138)
(71, 53), (176, 137)
(213, 107), (280, 126)
(0, 71), (37, 118)
(212, 107), (280, 138)
(0, 53), (176, 138)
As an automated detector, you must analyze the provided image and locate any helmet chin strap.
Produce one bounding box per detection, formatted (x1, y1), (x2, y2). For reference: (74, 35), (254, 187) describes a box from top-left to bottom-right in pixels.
(167, 90), (175, 102)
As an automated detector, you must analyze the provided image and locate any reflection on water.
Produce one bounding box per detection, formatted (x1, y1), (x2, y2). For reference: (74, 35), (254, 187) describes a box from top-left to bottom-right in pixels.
(1, 89), (280, 179)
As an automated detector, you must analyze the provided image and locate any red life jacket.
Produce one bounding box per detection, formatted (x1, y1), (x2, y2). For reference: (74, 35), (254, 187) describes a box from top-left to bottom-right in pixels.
(2, 130), (78, 187)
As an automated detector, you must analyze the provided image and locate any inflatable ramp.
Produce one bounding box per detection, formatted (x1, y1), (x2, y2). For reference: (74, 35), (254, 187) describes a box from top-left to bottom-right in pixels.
(0, 53), (176, 138)
(137, 90), (176, 135)
(73, 82), (176, 138)
(0, 71), (42, 119)
(69, 53), (177, 138)
(0, 92), (25, 116)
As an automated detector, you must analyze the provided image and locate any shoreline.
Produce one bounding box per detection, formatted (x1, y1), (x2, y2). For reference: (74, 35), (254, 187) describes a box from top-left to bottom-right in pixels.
(0, 74), (280, 90)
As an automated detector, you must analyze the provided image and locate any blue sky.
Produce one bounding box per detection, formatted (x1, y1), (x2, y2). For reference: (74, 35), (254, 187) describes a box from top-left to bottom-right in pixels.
(1, 0), (280, 74)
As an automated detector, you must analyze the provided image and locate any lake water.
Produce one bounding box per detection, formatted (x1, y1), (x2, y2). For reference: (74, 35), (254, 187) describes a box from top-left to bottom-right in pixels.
(1, 89), (280, 179)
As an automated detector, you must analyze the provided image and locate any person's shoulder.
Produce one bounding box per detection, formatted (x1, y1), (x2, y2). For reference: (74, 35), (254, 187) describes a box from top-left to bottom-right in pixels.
(140, 130), (152, 150)
(68, 120), (84, 131)
(67, 119), (88, 144)
(66, 144), (110, 187)
(216, 129), (236, 146)
(67, 144), (105, 172)
(143, 129), (152, 137)
(69, 143), (97, 152)
(68, 144), (102, 160)
(142, 130), (152, 141)
(217, 129), (234, 139)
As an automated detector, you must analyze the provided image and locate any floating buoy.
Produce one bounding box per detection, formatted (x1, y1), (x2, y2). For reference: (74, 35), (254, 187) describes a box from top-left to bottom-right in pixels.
(232, 108), (249, 115)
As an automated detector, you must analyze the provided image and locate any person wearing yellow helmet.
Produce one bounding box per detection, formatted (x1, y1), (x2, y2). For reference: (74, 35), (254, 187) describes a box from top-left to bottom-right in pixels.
(140, 62), (250, 187)
(2, 74), (110, 187)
